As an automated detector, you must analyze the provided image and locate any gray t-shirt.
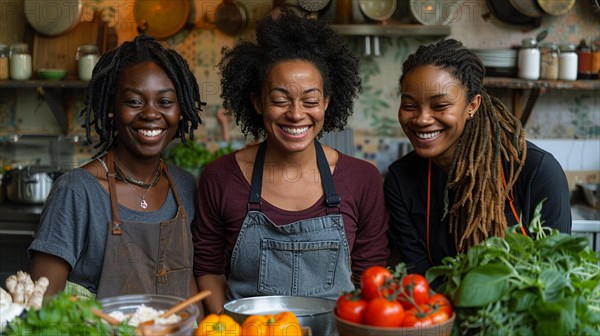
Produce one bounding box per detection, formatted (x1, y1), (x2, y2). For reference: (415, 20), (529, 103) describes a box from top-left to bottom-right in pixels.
(28, 164), (197, 294)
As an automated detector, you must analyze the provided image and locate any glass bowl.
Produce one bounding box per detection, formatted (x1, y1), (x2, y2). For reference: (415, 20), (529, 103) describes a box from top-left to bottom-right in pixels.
(99, 294), (198, 336)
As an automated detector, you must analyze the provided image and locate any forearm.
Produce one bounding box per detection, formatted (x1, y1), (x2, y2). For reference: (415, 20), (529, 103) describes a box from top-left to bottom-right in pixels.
(29, 252), (70, 297)
(196, 274), (227, 314)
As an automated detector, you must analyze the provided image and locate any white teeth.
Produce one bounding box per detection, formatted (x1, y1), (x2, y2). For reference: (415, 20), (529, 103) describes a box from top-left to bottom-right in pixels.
(137, 129), (163, 137)
(281, 126), (309, 135)
(415, 131), (441, 139)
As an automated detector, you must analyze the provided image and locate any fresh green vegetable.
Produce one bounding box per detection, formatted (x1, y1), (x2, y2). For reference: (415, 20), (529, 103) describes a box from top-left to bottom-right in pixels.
(163, 141), (235, 169)
(5, 292), (135, 336)
(426, 200), (600, 335)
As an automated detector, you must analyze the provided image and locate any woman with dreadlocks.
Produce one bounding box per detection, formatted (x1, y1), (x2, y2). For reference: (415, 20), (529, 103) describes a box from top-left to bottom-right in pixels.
(28, 35), (204, 302)
(193, 11), (389, 314)
(384, 39), (571, 276)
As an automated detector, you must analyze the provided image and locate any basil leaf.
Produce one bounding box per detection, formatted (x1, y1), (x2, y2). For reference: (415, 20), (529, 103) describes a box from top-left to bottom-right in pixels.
(455, 263), (512, 307)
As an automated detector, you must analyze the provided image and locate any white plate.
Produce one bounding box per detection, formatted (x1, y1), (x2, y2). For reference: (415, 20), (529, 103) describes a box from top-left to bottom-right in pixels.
(409, 0), (464, 25)
(359, 0), (397, 21)
(24, 0), (82, 37)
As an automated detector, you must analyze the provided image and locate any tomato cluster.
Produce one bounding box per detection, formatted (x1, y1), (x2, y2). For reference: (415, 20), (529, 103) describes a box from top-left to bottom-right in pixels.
(335, 266), (453, 328)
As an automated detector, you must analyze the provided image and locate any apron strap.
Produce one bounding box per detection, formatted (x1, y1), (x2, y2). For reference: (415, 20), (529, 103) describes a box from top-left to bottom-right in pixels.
(247, 141), (266, 211)
(105, 151), (123, 235)
(160, 159), (187, 220)
(247, 140), (341, 213)
(314, 140), (341, 211)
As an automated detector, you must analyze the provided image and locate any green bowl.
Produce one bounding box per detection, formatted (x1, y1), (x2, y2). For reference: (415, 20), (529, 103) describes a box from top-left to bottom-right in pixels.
(37, 68), (67, 80)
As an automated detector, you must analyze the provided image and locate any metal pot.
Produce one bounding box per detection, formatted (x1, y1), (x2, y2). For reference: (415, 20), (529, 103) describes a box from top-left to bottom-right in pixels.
(224, 295), (337, 336)
(5, 165), (61, 204)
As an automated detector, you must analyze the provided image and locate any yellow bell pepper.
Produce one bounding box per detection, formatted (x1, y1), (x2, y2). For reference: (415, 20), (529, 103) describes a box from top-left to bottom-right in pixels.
(196, 314), (241, 336)
(241, 311), (302, 336)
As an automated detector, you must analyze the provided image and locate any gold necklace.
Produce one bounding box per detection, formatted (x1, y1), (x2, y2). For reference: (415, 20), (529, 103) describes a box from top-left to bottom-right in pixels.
(114, 160), (162, 188)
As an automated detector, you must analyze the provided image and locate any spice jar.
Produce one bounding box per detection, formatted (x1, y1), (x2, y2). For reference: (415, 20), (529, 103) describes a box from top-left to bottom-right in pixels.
(540, 42), (559, 80)
(576, 39), (593, 80)
(9, 43), (32, 80)
(558, 44), (578, 81)
(76, 44), (100, 81)
(518, 38), (540, 80)
(0, 43), (9, 80)
(591, 40), (600, 79)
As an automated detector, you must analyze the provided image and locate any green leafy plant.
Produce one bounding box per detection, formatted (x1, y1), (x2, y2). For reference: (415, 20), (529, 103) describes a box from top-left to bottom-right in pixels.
(426, 201), (600, 335)
(5, 292), (135, 335)
(163, 141), (235, 170)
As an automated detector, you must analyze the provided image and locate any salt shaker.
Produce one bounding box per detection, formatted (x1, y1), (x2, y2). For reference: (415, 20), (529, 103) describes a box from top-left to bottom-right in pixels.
(518, 38), (540, 80)
(76, 44), (100, 81)
(558, 44), (578, 81)
(9, 43), (32, 80)
(0, 43), (9, 80)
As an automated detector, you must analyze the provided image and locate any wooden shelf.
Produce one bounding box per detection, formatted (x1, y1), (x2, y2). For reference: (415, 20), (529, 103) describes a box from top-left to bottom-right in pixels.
(329, 24), (450, 37)
(0, 80), (89, 134)
(483, 77), (600, 125)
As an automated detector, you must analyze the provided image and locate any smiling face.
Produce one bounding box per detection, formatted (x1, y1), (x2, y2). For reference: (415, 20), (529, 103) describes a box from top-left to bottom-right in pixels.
(113, 61), (181, 160)
(253, 60), (329, 154)
(399, 65), (481, 171)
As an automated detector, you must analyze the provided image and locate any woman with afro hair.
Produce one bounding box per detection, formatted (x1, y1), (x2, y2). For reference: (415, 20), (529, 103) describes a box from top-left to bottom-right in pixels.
(193, 10), (389, 314)
(29, 35), (204, 304)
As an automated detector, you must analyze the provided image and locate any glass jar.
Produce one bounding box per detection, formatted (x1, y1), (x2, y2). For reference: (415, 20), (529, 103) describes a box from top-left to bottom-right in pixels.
(9, 43), (32, 80)
(540, 42), (559, 80)
(558, 44), (578, 81)
(0, 43), (9, 80)
(576, 39), (593, 80)
(518, 38), (540, 80)
(76, 44), (100, 81)
(591, 39), (600, 79)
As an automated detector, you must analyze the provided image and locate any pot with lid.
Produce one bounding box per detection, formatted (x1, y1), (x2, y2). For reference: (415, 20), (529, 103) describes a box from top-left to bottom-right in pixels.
(4, 164), (62, 204)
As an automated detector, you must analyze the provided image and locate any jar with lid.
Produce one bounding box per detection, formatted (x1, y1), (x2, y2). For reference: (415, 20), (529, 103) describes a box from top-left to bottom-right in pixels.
(0, 43), (9, 80)
(540, 42), (559, 80)
(576, 39), (593, 80)
(591, 39), (600, 79)
(518, 38), (540, 80)
(558, 44), (578, 81)
(9, 43), (32, 80)
(76, 44), (100, 81)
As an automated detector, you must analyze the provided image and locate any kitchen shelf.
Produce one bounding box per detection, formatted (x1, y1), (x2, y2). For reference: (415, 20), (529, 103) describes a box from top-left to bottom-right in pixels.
(0, 79), (88, 134)
(483, 77), (600, 125)
(329, 24), (450, 37)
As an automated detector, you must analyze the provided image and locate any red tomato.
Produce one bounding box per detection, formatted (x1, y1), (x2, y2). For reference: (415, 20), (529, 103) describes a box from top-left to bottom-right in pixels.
(363, 297), (405, 327)
(399, 274), (430, 309)
(360, 266), (393, 301)
(426, 293), (453, 317)
(335, 291), (367, 324)
(402, 304), (451, 327)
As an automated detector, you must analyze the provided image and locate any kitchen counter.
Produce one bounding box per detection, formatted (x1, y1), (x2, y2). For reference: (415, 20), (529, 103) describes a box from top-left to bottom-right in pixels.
(0, 202), (42, 235)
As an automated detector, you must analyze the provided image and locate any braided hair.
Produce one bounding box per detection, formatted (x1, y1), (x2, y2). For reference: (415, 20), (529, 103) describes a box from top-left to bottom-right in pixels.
(218, 10), (362, 140)
(81, 34), (205, 158)
(400, 39), (526, 251)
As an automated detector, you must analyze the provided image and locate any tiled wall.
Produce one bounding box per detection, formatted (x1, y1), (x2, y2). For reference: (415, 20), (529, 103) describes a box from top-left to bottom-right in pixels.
(1, 0), (598, 176)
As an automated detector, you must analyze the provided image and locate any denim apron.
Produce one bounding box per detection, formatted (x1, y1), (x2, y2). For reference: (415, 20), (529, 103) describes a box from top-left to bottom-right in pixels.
(227, 140), (354, 301)
(95, 151), (193, 299)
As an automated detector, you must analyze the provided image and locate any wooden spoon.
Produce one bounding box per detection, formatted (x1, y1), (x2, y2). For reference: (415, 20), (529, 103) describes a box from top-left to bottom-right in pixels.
(160, 290), (212, 319)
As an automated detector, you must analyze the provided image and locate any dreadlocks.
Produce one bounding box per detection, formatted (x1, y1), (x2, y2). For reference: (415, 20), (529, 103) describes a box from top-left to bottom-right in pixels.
(400, 39), (527, 251)
(80, 34), (205, 158)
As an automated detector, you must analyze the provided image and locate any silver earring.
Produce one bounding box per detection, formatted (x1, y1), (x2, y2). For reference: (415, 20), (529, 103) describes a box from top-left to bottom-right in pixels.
(468, 113), (474, 119)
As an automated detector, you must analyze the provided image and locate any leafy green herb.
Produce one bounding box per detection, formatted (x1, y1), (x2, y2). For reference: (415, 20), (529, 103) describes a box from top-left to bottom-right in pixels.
(163, 141), (235, 169)
(426, 200), (600, 335)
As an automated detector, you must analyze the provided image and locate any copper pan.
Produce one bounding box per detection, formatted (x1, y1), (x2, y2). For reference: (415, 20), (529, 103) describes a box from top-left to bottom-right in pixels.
(135, 0), (190, 39)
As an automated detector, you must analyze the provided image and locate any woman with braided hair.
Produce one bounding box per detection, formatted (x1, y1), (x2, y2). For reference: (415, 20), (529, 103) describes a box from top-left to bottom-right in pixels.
(193, 10), (389, 314)
(384, 39), (571, 276)
(29, 35), (205, 304)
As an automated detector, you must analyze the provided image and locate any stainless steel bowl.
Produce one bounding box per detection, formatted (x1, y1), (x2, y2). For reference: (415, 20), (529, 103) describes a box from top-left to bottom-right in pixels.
(223, 295), (337, 336)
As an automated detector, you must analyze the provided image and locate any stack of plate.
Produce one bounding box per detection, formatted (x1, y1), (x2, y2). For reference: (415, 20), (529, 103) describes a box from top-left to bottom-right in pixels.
(471, 48), (518, 77)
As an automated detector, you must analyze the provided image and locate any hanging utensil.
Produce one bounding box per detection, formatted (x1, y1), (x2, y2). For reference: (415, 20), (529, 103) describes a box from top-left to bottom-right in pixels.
(134, 0), (190, 39)
(298, 0), (331, 19)
(358, 0), (396, 57)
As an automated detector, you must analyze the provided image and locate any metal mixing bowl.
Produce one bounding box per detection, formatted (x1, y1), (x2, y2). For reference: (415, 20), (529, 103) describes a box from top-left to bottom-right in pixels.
(223, 295), (337, 336)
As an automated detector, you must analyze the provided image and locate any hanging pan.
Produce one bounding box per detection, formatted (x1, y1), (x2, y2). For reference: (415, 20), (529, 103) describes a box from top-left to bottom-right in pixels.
(537, 0), (575, 16)
(24, 0), (82, 37)
(485, 0), (541, 26)
(135, 0), (190, 39)
(214, 0), (248, 36)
